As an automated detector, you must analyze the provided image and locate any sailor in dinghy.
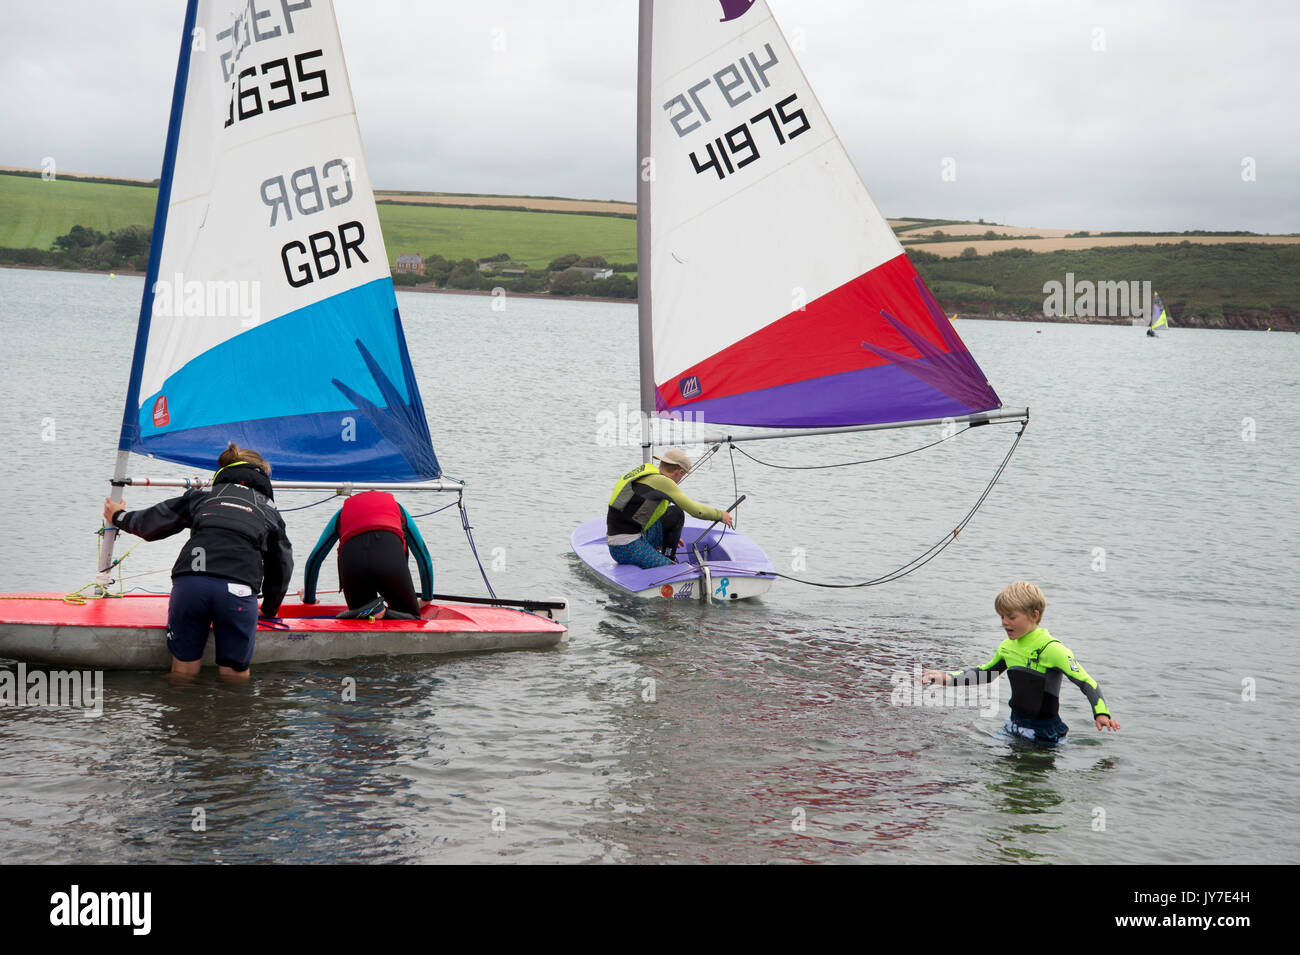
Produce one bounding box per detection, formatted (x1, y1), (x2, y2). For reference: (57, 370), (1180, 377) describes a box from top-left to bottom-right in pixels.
(607, 449), (734, 569)
(301, 491), (433, 620)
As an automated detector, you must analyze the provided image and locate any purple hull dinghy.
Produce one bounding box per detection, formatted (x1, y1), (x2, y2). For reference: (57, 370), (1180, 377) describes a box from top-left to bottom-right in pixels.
(571, 516), (775, 602)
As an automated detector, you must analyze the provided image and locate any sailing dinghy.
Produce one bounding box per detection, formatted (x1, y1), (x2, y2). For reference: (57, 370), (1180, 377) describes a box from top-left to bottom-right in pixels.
(1146, 293), (1171, 337)
(573, 0), (1027, 601)
(0, 0), (565, 668)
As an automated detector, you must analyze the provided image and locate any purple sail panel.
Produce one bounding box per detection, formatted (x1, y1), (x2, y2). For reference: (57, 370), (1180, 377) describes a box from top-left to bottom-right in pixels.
(661, 362), (997, 430)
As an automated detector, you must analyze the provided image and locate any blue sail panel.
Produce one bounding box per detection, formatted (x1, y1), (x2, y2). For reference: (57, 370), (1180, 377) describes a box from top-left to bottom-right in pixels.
(129, 280), (440, 482)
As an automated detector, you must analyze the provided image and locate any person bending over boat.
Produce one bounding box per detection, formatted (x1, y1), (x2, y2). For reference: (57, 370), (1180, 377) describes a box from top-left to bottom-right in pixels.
(102, 443), (293, 681)
(302, 491), (432, 619)
(921, 581), (1120, 744)
(606, 448), (733, 569)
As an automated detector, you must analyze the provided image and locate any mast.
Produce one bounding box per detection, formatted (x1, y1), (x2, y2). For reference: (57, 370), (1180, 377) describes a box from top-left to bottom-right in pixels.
(636, 0), (655, 464)
(99, 0), (199, 589)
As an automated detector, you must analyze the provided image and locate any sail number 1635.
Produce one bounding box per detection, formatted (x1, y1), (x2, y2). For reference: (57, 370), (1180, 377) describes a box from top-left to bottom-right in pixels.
(224, 49), (329, 128)
(689, 93), (809, 181)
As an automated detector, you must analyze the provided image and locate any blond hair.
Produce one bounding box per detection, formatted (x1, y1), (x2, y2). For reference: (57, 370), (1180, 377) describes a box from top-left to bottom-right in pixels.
(217, 441), (272, 477)
(995, 581), (1045, 619)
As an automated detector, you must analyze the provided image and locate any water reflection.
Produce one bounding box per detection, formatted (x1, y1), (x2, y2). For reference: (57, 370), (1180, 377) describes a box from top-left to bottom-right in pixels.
(0, 665), (462, 863)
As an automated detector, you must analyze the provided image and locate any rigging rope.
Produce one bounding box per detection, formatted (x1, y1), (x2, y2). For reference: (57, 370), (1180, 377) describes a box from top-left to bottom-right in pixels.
(456, 498), (498, 599)
(729, 422), (989, 471)
(277, 492), (341, 512)
(77, 489), (495, 606)
(407, 499), (459, 520)
(704, 416), (1027, 589)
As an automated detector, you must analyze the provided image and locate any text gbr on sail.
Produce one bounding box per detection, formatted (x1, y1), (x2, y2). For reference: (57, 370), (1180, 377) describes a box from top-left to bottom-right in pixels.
(262, 159), (370, 288)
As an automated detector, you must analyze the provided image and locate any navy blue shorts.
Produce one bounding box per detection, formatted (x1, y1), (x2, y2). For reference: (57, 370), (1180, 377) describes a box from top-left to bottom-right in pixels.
(167, 575), (259, 670)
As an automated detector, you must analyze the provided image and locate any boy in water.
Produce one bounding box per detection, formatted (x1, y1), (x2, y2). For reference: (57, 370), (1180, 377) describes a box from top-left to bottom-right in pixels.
(922, 581), (1120, 743)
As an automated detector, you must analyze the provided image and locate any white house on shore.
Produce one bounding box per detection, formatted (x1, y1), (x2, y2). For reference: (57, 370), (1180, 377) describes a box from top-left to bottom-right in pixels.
(561, 266), (613, 280)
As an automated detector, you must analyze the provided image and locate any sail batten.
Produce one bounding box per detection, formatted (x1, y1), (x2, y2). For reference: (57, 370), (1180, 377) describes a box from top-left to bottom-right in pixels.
(119, 0), (439, 482)
(646, 0), (1003, 432)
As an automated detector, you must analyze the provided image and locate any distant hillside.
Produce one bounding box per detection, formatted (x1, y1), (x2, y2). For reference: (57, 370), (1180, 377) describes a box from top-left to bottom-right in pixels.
(0, 173), (157, 250)
(376, 190), (634, 218)
(913, 244), (1300, 331)
(2, 169), (1296, 328)
(0, 170), (634, 271)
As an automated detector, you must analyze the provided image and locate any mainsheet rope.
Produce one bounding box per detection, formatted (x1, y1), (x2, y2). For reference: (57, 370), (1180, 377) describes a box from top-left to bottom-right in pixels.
(78, 486), (500, 601)
(680, 416), (1027, 588)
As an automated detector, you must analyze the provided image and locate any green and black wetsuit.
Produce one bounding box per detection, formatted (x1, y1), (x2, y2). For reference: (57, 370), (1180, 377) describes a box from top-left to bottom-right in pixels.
(951, 627), (1111, 741)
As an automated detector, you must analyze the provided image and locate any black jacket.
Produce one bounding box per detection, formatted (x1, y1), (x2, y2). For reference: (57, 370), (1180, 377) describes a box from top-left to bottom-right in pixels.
(112, 463), (294, 616)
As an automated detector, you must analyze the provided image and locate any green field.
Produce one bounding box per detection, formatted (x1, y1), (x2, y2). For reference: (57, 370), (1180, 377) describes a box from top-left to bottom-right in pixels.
(375, 201), (635, 268)
(0, 172), (636, 268)
(0, 174), (157, 250)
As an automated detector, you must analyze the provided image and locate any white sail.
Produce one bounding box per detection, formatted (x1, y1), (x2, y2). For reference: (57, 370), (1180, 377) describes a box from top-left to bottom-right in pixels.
(644, 0), (1001, 429)
(122, 0), (436, 481)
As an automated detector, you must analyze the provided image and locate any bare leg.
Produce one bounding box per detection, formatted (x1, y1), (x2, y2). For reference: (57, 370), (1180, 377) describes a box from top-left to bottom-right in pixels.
(217, 665), (250, 683)
(171, 656), (201, 677)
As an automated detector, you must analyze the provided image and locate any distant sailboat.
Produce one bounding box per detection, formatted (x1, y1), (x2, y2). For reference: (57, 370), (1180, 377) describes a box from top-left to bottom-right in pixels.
(571, 0), (1027, 601)
(0, 0), (565, 667)
(1147, 293), (1171, 337)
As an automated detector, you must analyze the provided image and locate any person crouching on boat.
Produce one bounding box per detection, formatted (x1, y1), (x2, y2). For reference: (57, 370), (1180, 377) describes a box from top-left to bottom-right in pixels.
(606, 448), (733, 569)
(102, 443), (293, 681)
(301, 491), (433, 620)
(920, 581), (1120, 744)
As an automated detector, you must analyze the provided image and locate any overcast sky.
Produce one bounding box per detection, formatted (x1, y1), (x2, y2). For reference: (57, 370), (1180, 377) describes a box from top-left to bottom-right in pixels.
(3, 0), (1297, 232)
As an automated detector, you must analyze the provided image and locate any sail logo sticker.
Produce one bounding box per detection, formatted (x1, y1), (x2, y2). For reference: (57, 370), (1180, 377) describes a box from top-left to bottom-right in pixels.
(152, 396), (169, 427)
(674, 581), (695, 599)
(680, 376), (702, 399)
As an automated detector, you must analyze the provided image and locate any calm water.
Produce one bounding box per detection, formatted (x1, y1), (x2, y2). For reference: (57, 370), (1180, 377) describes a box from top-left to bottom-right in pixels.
(1, 266), (1297, 863)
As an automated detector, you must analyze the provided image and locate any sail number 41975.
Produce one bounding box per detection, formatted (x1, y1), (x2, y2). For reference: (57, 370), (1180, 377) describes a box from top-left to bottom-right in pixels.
(688, 94), (809, 180)
(659, 41), (810, 181)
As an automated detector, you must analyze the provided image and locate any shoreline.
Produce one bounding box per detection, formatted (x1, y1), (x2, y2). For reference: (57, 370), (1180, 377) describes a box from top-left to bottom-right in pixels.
(3, 263), (1293, 329)
(394, 283), (635, 306)
(0, 262), (146, 277)
(952, 308), (1296, 332)
(0, 262), (634, 306)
